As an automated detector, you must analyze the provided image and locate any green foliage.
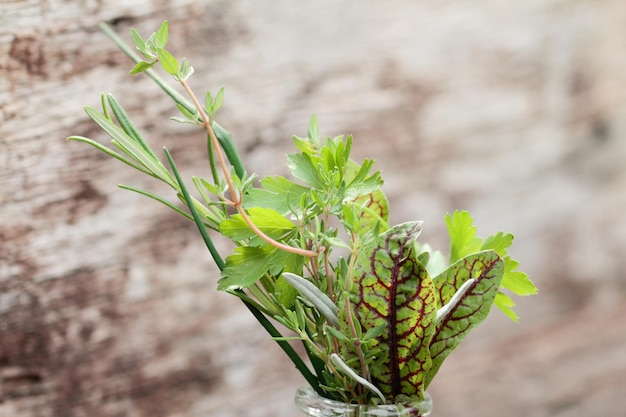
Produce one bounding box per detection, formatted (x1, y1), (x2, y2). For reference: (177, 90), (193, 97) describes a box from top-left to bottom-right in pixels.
(445, 210), (537, 321)
(426, 250), (504, 387)
(70, 20), (537, 409)
(129, 20), (193, 82)
(220, 207), (296, 242)
(343, 222), (436, 402)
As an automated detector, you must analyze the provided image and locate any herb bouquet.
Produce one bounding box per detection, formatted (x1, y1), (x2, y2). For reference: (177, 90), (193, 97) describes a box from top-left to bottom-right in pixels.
(69, 21), (537, 417)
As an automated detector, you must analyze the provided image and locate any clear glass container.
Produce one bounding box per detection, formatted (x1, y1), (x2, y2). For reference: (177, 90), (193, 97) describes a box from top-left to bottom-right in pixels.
(295, 385), (433, 417)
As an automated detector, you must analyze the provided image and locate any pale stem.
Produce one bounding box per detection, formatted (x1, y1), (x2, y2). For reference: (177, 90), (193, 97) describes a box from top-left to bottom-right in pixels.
(236, 205), (320, 257)
(324, 250), (334, 301)
(344, 297), (369, 381)
(178, 79), (319, 258)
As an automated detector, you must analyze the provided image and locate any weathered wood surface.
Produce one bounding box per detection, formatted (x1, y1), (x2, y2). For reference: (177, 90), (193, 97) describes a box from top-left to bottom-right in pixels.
(1, 1), (625, 416)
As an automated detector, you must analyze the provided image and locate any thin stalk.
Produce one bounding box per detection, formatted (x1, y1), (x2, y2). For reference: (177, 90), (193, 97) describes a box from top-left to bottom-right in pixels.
(341, 230), (369, 385)
(178, 78), (320, 258)
(237, 206), (320, 257)
(206, 133), (221, 188)
(323, 249), (334, 301)
(165, 148), (225, 270)
(179, 80), (238, 200)
(344, 298), (369, 381)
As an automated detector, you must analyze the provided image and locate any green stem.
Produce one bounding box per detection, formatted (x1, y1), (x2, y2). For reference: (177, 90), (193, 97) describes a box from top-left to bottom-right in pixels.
(206, 133), (221, 188)
(164, 148), (322, 395)
(248, 282), (279, 316)
(165, 147), (225, 269)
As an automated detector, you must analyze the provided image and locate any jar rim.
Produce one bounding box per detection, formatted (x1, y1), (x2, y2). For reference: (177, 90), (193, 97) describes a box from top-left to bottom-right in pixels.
(294, 385), (433, 417)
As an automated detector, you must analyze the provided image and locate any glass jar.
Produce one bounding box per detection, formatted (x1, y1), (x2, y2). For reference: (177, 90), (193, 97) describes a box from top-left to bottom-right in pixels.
(295, 385), (433, 417)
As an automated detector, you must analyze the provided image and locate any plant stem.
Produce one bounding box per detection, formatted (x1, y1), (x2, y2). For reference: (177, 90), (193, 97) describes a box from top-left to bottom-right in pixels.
(206, 133), (221, 186)
(165, 148), (225, 270)
(178, 78), (320, 258)
(344, 298), (369, 382)
(180, 80), (238, 199)
(342, 231), (369, 385)
(237, 206), (320, 257)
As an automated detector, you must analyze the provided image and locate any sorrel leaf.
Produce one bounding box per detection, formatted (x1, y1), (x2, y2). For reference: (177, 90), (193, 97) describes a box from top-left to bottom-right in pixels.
(348, 222), (436, 401)
(352, 190), (390, 233)
(425, 250), (504, 388)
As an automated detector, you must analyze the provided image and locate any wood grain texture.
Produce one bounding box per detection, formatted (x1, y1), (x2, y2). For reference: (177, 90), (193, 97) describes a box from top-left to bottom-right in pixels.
(1, 1), (625, 416)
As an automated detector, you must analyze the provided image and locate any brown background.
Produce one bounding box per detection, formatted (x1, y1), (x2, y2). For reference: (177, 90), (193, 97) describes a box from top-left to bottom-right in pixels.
(1, 1), (625, 416)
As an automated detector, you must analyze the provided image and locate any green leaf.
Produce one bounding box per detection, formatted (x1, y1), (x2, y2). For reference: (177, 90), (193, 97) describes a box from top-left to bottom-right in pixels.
(218, 246), (275, 290)
(344, 221), (436, 402)
(494, 292), (519, 321)
(292, 135), (316, 154)
(205, 90), (213, 114)
(157, 47), (179, 76)
(426, 250), (504, 388)
(282, 272), (338, 326)
(330, 353), (386, 403)
(445, 210), (483, 263)
(107, 94), (159, 160)
(274, 274), (298, 308)
(415, 243), (448, 278)
(219, 207), (296, 242)
(170, 116), (197, 125)
(213, 86), (225, 113)
(318, 135), (350, 175)
(178, 59), (194, 81)
(286, 152), (323, 189)
(351, 190), (389, 234)
(130, 28), (146, 50)
(130, 28), (154, 60)
(118, 185), (193, 221)
(176, 102), (199, 121)
(83, 106), (176, 187)
(320, 235), (351, 250)
(130, 61), (156, 74)
(155, 20), (169, 48)
(445, 212), (535, 321)
(362, 323), (387, 342)
(325, 324), (351, 342)
(307, 115), (320, 144)
(480, 228), (537, 297)
(501, 257), (537, 296)
(344, 159), (383, 200)
(481, 231), (514, 255)
(268, 247), (304, 276)
(244, 176), (309, 215)
(67, 136), (149, 174)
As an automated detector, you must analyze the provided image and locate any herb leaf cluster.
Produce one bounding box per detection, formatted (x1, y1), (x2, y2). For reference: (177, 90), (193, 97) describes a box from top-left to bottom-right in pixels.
(70, 21), (537, 408)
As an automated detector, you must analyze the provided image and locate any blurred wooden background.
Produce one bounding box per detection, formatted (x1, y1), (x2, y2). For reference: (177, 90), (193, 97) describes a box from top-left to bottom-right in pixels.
(1, 1), (625, 416)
